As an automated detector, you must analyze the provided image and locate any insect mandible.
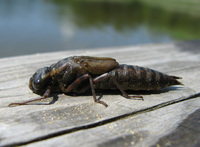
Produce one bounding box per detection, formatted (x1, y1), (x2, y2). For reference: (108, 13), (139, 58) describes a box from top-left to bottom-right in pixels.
(9, 56), (183, 107)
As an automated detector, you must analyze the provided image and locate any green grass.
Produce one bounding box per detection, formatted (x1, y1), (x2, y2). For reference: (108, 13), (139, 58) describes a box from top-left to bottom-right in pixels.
(139, 0), (200, 16)
(60, 0), (200, 16)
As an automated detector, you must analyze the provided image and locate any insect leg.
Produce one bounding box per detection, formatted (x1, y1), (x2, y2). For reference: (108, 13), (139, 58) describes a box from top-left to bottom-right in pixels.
(94, 73), (143, 100)
(88, 74), (108, 107)
(62, 74), (89, 93)
(9, 88), (51, 107)
(64, 74), (108, 107)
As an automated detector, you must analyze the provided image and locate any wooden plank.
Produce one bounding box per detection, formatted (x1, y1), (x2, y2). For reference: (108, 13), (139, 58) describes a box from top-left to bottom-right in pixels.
(24, 97), (200, 147)
(0, 41), (200, 146)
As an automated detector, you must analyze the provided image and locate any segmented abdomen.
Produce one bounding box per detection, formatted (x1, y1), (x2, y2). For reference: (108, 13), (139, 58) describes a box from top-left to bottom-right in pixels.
(95, 64), (182, 91)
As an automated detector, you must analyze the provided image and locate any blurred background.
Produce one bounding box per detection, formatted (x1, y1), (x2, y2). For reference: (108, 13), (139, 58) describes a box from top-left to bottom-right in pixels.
(1, 0), (200, 58)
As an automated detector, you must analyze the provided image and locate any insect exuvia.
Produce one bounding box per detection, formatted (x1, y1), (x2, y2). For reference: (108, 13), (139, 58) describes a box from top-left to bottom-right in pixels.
(9, 56), (183, 107)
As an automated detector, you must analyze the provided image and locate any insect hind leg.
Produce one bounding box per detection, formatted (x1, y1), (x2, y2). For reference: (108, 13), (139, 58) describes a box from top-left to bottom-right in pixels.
(94, 73), (143, 101)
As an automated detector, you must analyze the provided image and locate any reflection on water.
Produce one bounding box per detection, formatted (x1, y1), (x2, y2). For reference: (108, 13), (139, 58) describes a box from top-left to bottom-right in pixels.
(0, 0), (200, 58)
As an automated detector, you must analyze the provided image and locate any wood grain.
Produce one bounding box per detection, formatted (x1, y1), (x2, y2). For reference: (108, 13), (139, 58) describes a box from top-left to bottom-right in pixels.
(0, 41), (200, 147)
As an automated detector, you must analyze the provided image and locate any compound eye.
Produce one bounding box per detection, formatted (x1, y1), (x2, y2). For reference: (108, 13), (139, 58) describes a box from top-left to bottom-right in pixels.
(33, 78), (41, 90)
(31, 67), (50, 91)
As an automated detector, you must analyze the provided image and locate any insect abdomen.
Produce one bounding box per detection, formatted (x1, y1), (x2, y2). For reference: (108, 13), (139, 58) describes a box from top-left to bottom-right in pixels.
(95, 64), (182, 91)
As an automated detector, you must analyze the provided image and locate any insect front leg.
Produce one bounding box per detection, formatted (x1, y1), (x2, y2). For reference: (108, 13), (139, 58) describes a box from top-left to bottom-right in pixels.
(61, 74), (108, 107)
(94, 73), (144, 100)
(9, 88), (51, 106)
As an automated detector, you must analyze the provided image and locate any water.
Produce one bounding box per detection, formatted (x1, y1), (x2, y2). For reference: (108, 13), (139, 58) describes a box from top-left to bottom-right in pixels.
(1, 0), (200, 58)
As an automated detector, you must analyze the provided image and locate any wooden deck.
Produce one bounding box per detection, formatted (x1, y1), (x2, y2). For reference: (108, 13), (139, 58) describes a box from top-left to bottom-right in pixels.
(1, 41), (200, 147)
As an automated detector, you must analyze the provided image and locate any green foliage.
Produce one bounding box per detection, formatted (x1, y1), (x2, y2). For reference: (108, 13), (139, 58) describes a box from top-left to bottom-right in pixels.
(46, 0), (200, 40)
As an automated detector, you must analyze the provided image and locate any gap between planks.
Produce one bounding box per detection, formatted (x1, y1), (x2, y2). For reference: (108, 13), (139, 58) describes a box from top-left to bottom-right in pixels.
(4, 92), (200, 147)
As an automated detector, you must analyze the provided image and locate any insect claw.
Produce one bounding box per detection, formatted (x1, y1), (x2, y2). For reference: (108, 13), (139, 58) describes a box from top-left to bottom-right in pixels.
(96, 100), (108, 107)
(124, 95), (144, 101)
(137, 96), (144, 101)
(8, 103), (21, 107)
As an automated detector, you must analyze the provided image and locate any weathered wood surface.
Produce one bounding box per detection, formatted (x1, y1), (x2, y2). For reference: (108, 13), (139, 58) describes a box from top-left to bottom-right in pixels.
(0, 41), (200, 147)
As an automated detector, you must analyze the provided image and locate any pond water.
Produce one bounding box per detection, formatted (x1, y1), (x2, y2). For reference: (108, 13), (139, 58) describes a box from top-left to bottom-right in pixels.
(1, 0), (200, 58)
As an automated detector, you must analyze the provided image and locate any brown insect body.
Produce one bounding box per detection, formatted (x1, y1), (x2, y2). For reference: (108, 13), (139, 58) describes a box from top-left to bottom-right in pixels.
(94, 64), (182, 91)
(29, 56), (119, 95)
(9, 56), (182, 107)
